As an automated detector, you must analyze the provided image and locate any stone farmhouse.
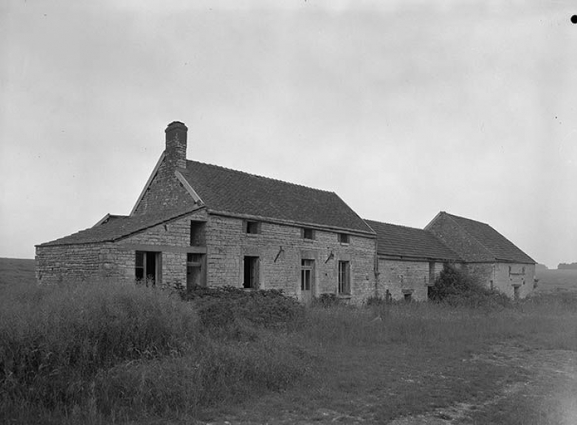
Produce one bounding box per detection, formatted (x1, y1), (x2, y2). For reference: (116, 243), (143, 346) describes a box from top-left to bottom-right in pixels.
(36, 121), (537, 302)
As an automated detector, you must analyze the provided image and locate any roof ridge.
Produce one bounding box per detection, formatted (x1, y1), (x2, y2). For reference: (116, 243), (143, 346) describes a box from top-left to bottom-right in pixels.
(443, 211), (490, 227)
(364, 218), (425, 232)
(186, 159), (336, 195)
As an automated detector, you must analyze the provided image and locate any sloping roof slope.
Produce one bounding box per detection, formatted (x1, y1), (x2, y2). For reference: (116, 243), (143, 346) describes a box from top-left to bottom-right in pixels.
(179, 160), (375, 234)
(365, 219), (461, 261)
(435, 212), (535, 264)
(38, 206), (201, 247)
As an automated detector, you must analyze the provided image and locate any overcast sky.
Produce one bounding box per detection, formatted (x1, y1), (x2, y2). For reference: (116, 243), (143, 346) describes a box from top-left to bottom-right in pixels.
(1, 0), (576, 268)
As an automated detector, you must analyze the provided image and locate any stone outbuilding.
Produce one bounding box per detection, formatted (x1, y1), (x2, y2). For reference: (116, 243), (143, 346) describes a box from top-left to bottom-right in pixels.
(36, 122), (377, 304)
(365, 219), (462, 301)
(425, 212), (537, 299)
(36, 121), (537, 302)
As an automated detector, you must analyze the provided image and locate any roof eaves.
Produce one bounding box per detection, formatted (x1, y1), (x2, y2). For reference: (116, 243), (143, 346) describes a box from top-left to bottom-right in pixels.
(207, 208), (377, 237)
(37, 205), (206, 248)
(109, 205), (206, 243)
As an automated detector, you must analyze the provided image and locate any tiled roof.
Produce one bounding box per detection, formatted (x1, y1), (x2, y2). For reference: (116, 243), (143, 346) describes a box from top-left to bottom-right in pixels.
(179, 160), (375, 234)
(440, 212), (535, 264)
(365, 219), (461, 261)
(38, 206), (200, 247)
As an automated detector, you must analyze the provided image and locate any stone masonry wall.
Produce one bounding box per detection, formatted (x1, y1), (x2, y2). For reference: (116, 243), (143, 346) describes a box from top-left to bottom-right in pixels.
(205, 214), (377, 304)
(467, 262), (536, 299)
(36, 210), (208, 287)
(132, 155), (196, 216)
(377, 258), (445, 301)
(115, 210), (209, 288)
(36, 242), (116, 284)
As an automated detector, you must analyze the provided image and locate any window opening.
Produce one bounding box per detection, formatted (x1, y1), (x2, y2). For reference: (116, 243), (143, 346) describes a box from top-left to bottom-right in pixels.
(135, 251), (161, 286)
(338, 261), (351, 295)
(303, 228), (315, 240)
(190, 221), (206, 246)
(338, 233), (350, 244)
(246, 221), (260, 234)
(243, 256), (259, 289)
(404, 293), (412, 302)
(301, 259), (314, 291)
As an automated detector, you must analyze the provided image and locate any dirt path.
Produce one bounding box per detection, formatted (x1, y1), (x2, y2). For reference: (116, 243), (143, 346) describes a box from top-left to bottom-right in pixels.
(201, 343), (576, 425)
(388, 343), (577, 425)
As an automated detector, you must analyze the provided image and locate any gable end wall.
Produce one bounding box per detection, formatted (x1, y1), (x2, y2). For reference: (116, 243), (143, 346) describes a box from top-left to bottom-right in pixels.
(132, 156), (195, 216)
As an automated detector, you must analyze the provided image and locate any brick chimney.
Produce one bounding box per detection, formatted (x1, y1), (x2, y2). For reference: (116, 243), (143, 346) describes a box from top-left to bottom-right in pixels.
(165, 121), (188, 169)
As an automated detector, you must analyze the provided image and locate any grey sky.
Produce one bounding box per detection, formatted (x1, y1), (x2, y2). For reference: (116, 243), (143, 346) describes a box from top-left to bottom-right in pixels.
(1, 0), (575, 268)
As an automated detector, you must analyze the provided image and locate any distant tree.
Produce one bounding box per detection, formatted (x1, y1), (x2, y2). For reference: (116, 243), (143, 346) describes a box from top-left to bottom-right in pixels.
(558, 262), (577, 270)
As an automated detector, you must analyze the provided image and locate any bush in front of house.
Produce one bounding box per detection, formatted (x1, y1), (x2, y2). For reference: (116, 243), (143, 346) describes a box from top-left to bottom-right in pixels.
(428, 263), (511, 308)
(313, 293), (343, 308)
(180, 286), (305, 332)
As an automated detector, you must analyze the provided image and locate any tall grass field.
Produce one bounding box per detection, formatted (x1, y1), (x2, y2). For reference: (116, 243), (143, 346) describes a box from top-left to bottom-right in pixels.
(1, 258), (576, 424)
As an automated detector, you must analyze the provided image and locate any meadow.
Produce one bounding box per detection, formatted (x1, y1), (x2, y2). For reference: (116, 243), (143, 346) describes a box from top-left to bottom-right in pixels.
(1, 258), (576, 424)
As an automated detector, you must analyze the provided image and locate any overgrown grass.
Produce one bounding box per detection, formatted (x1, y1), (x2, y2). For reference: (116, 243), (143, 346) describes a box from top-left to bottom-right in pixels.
(1, 278), (576, 424)
(0, 282), (309, 424)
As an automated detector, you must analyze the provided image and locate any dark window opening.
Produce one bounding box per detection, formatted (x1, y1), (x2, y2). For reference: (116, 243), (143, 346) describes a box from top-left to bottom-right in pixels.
(338, 261), (351, 295)
(246, 221), (260, 234)
(190, 221), (206, 246)
(243, 256), (259, 289)
(404, 293), (412, 302)
(303, 228), (315, 240)
(301, 259), (314, 291)
(338, 233), (350, 244)
(135, 251), (161, 286)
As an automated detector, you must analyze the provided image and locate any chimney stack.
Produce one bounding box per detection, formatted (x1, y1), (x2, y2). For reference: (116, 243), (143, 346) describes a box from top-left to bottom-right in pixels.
(165, 121), (188, 169)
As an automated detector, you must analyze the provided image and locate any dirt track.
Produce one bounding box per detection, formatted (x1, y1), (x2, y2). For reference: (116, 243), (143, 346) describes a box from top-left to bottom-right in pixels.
(389, 343), (577, 425)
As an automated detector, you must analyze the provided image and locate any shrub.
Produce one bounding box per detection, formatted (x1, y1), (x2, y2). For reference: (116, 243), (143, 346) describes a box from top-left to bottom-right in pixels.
(313, 293), (343, 308)
(181, 286), (304, 330)
(428, 263), (510, 308)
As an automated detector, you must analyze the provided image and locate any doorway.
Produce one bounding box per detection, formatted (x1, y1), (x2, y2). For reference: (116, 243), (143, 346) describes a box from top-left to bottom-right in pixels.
(187, 253), (206, 290)
(243, 256), (259, 289)
(301, 259), (315, 305)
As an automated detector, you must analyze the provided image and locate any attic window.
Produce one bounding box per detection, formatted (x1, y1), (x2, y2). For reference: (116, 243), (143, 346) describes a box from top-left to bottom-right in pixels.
(338, 233), (350, 244)
(190, 221), (206, 246)
(303, 228), (315, 240)
(245, 221), (260, 234)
